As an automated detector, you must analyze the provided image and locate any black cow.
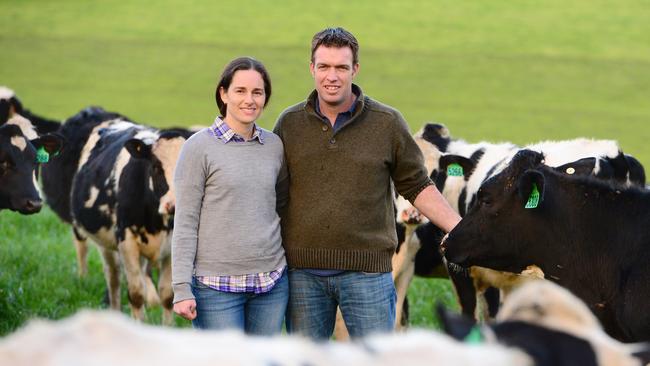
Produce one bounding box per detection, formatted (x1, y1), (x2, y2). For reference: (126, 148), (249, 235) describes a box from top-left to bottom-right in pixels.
(443, 149), (650, 342)
(408, 123), (647, 322)
(40, 107), (192, 323)
(0, 86), (60, 135)
(0, 120), (63, 214)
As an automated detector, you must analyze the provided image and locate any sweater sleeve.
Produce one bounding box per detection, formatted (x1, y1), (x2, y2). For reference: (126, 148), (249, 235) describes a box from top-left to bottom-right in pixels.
(171, 136), (206, 303)
(390, 111), (433, 203)
(276, 155), (289, 217)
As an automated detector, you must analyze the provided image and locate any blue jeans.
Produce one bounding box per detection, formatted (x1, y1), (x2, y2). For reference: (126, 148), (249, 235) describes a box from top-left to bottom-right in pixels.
(191, 271), (288, 335)
(286, 269), (396, 340)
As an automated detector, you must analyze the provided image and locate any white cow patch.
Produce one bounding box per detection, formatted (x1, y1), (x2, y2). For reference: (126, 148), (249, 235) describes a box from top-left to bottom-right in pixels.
(153, 136), (185, 215)
(6, 115), (38, 140)
(0, 86), (15, 100)
(10, 136), (27, 151)
(84, 186), (100, 208)
(0, 310), (534, 366)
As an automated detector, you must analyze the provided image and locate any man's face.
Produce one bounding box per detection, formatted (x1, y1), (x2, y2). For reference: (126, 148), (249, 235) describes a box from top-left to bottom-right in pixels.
(310, 46), (359, 109)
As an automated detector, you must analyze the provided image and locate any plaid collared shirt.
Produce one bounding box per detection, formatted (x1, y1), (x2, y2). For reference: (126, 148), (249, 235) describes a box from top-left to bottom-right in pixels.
(207, 116), (264, 144)
(196, 267), (285, 294)
(196, 116), (284, 294)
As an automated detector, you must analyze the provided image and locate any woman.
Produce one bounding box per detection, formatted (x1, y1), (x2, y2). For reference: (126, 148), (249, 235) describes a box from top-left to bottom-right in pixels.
(171, 57), (288, 335)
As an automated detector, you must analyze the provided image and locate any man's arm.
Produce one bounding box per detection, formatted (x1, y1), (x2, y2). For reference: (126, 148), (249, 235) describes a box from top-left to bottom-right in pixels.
(413, 185), (461, 233)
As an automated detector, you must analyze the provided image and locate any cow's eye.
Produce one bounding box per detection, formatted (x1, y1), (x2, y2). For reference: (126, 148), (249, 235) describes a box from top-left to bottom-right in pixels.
(478, 194), (492, 207)
(0, 160), (10, 173)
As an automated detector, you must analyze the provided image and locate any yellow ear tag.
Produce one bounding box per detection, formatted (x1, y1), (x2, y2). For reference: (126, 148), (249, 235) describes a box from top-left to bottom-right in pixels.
(525, 183), (540, 209)
(447, 163), (464, 177)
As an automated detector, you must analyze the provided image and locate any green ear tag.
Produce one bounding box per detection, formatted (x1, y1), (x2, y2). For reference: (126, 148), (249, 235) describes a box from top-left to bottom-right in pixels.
(447, 163), (464, 177)
(525, 183), (540, 209)
(36, 146), (50, 163)
(464, 326), (484, 344)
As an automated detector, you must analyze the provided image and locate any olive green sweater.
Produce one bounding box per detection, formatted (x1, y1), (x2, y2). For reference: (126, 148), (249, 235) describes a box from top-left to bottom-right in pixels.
(273, 85), (432, 272)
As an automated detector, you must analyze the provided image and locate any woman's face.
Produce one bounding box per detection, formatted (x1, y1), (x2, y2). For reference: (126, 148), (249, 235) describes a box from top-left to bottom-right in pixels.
(220, 69), (266, 127)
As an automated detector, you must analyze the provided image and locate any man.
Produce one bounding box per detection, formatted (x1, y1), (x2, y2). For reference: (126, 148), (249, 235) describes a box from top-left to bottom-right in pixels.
(273, 27), (461, 340)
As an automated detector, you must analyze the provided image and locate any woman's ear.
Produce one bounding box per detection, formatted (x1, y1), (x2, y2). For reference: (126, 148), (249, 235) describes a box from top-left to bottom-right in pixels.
(219, 86), (228, 105)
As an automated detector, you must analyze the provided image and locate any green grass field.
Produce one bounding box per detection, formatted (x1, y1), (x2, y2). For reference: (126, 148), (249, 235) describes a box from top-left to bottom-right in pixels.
(1, 0), (649, 336)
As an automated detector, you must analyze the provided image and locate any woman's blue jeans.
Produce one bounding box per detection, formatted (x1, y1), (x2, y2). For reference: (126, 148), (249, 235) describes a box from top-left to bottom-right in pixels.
(191, 271), (288, 335)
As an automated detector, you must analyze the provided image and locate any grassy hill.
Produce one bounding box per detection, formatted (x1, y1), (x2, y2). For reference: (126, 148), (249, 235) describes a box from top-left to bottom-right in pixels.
(1, 0), (649, 335)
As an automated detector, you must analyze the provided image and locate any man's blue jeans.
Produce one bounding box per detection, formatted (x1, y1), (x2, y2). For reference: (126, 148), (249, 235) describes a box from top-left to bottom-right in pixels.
(286, 269), (396, 340)
(191, 271), (288, 335)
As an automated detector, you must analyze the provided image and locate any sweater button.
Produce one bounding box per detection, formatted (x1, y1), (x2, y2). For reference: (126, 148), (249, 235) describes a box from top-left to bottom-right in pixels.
(322, 125), (328, 131)
(330, 138), (336, 144)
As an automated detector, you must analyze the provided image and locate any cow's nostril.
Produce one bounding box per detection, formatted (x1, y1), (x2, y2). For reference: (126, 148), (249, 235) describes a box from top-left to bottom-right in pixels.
(25, 199), (43, 212)
(166, 202), (175, 215)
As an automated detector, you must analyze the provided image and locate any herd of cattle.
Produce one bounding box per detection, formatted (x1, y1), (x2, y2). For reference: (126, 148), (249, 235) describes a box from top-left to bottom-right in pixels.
(2, 85), (650, 363)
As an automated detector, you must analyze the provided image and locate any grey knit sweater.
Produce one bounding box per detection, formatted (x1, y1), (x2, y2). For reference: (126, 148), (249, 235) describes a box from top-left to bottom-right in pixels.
(171, 128), (288, 303)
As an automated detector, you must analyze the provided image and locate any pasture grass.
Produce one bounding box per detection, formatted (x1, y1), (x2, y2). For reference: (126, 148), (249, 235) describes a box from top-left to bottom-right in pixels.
(1, 0), (648, 335)
(0, 208), (455, 335)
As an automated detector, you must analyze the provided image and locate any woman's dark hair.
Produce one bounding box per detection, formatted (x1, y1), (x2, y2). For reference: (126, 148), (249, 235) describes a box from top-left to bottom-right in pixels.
(215, 56), (272, 116)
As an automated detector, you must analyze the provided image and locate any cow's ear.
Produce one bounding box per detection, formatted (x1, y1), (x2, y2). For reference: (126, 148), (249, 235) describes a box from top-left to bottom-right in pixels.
(517, 170), (545, 209)
(436, 303), (477, 341)
(553, 158), (596, 176)
(0, 99), (10, 124)
(124, 138), (152, 159)
(31, 133), (65, 155)
(439, 154), (476, 179)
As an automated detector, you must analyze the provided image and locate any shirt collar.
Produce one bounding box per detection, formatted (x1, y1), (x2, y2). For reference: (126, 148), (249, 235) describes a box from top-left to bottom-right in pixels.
(209, 116), (264, 144)
(314, 92), (358, 118)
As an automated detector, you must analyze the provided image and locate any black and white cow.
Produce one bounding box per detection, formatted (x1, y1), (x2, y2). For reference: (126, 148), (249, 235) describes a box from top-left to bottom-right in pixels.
(443, 149), (650, 342)
(3, 281), (648, 366)
(0, 86), (61, 135)
(439, 280), (650, 366)
(0, 122), (63, 214)
(40, 107), (192, 323)
(395, 122), (646, 323)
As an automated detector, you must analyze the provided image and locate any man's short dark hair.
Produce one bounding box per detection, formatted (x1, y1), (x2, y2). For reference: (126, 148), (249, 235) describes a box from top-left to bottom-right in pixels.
(311, 27), (359, 65)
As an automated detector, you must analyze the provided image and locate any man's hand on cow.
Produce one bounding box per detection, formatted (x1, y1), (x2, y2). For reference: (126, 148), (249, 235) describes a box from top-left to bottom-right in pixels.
(173, 299), (197, 320)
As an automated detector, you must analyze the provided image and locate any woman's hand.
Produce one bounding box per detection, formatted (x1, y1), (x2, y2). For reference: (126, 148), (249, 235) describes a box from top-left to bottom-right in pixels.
(173, 299), (197, 320)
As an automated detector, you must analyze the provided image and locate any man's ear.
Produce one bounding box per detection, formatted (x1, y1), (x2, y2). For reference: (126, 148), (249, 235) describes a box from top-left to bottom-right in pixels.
(436, 303), (477, 341)
(518, 170), (545, 209)
(352, 63), (360, 78)
(439, 154), (476, 180)
(124, 138), (152, 159)
(309, 62), (315, 77)
(31, 133), (65, 155)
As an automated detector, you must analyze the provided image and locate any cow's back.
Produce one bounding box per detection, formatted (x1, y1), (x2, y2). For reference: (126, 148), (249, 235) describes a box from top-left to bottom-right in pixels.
(41, 107), (127, 223)
(70, 122), (143, 238)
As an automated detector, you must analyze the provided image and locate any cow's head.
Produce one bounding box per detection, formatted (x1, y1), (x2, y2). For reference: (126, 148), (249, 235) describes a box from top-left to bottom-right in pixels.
(443, 149), (548, 273)
(0, 124), (63, 214)
(125, 130), (191, 216)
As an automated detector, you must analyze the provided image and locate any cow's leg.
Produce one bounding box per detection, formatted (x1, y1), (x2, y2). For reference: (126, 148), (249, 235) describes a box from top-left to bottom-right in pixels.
(97, 246), (121, 310)
(158, 254), (174, 326)
(447, 266), (477, 321)
(118, 233), (146, 321)
(485, 287), (501, 319)
(73, 227), (89, 277)
(392, 225), (420, 330)
(142, 259), (161, 307)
